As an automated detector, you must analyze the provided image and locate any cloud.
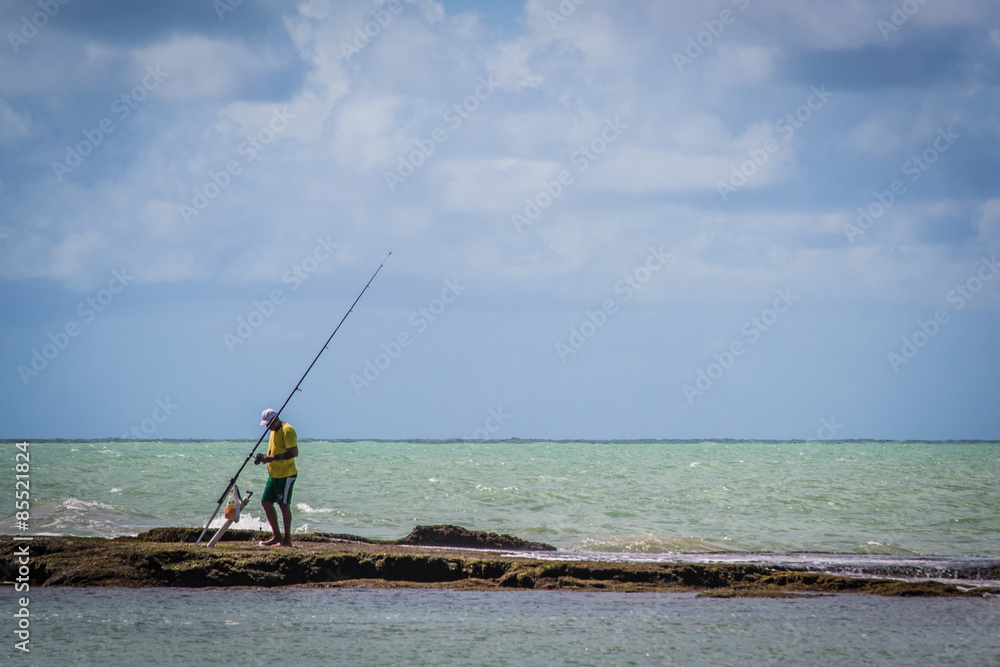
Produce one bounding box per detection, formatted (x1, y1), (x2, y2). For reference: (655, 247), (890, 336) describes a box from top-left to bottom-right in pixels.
(974, 198), (1000, 247)
(704, 44), (777, 90)
(442, 157), (570, 214)
(3, 0), (1000, 440)
(595, 147), (734, 193)
(0, 0), (997, 309)
(333, 94), (408, 170)
(0, 99), (36, 144)
(133, 36), (297, 102)
(840, 113), (904, 156)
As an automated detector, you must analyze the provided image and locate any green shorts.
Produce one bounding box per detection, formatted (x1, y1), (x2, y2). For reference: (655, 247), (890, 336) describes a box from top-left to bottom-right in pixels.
(262, 475), (297, 504)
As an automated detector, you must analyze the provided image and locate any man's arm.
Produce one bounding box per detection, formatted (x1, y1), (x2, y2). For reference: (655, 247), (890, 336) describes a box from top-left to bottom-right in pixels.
(264, 446), (297, 463)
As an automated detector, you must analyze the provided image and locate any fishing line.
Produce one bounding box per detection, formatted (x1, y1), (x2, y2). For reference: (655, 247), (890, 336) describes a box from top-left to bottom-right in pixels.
(195, 252), (392, 545)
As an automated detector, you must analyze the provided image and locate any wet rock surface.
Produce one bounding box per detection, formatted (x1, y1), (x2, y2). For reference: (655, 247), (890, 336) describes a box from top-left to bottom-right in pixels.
(3, 527), (998, 596)
(134, 524), (555, 551)
(396, 524), (556, 551)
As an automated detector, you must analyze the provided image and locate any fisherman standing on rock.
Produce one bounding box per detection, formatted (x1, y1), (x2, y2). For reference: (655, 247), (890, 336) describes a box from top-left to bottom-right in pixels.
(257, 408), (298, 547)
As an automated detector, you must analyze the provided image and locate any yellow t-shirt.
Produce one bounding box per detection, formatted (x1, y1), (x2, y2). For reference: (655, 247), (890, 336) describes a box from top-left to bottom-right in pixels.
(266, 423), (298, 479)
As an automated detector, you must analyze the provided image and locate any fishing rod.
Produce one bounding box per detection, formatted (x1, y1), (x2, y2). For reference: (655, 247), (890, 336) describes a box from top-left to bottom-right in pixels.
(195, 252), (392, 546)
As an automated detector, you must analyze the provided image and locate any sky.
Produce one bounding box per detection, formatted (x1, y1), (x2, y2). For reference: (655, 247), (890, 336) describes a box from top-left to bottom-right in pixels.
(1, 0), (999, 441)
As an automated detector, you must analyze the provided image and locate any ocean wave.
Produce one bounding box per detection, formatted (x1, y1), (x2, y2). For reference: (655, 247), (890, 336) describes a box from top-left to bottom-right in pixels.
(857, 540), (919, 556)
(208, 513), (270, 533)
(0, 497), (159, 538)
(296, 502), (338, 514)
(567, 534), (732, 554)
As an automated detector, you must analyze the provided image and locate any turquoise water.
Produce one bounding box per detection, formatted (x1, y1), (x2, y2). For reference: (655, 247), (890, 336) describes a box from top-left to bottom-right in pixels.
(2, 588), (998, 666)
(4, 440), (1000, 665)
(2, 440), (999, 556)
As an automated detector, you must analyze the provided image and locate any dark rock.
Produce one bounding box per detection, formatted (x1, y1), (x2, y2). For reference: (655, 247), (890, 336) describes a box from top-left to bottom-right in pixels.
(397, 525), (556, 551)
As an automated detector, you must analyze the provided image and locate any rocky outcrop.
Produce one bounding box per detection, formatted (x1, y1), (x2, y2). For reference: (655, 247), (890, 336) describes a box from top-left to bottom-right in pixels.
(396, 525), (556, 551)
(3, 528), (997, 596)
(132, 524), (555, 550)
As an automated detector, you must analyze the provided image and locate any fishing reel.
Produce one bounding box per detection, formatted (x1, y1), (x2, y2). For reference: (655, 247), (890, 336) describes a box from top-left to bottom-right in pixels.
(254, 452), (265, 465)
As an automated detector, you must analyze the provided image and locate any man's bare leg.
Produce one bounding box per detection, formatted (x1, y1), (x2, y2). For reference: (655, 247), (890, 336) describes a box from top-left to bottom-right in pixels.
(278, 503), (293, 547)
(260, 500), (282, 546)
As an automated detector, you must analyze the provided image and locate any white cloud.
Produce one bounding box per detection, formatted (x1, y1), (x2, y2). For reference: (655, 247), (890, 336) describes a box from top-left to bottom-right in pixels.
(486, 40), (546, 90)
(446, 9), (485, 40)
(0, 99), (36, 144)
(753, 0), (883, 50)
(0, 0), (995, 316)
(133, 36), (284, 102)
(334, 95), (407, 170)
(975, 199), (1000, 245)
(840, 113), (903, 156)
(595, 147), (735, 193)
(704, 45), (777, 90)
(650, 114), (734, 152)
(434, 157), (562, 212)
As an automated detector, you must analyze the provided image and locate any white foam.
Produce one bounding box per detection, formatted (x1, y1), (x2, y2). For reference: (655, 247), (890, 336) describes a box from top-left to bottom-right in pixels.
(296, 502), (336, 514)
(207, 513), (270, 532)
(569, 534), (730, 554)
(0, 497), (158, 538)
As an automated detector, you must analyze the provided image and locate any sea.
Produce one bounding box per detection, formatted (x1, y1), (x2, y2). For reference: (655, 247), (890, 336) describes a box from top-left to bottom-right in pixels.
(2, 439), (999, 665)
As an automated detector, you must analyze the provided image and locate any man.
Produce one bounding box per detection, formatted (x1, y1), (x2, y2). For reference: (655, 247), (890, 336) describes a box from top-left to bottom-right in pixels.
(258, 408), (298, 547)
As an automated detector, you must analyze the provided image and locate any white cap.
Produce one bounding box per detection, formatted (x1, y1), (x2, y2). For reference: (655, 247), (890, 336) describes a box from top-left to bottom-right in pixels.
(260, 408), (278, 426)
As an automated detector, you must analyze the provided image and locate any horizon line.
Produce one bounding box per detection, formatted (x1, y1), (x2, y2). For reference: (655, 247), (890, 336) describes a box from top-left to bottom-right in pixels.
(2, 438), (998, 444)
